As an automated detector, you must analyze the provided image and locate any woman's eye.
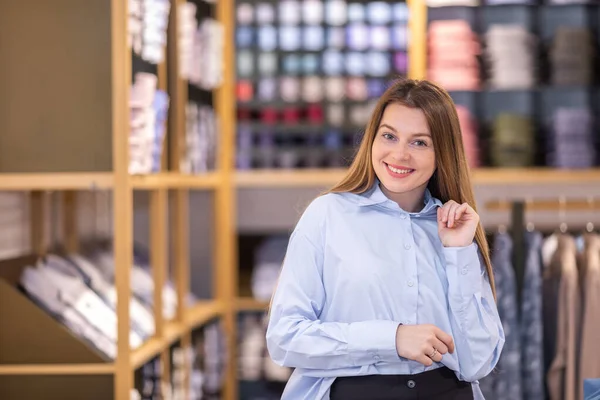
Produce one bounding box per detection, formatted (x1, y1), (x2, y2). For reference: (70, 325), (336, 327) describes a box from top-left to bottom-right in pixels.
(413, 140), (428, 147)
(382, 133), (395, 140)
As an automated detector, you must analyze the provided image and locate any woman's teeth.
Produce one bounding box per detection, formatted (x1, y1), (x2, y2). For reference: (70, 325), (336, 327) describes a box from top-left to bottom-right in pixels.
(388, 165), (412, 174)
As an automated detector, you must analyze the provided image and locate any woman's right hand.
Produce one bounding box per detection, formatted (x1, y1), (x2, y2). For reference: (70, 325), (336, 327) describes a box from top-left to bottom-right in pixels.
(395, 324), (455, 366)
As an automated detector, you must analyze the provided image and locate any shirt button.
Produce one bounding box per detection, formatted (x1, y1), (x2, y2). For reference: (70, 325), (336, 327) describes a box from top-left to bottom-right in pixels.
(407, 280), (414, 287)
(461, 267), (468, 275)
(404, 243), (411, 250)
(407, 380), (416, 389)
(374, 355), (380, 361)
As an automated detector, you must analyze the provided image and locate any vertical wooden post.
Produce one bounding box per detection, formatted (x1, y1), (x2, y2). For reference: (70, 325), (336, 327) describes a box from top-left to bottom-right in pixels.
(150, 189), (167, 338)
(168, 0), (188, 174)
(173, 189), (190, 323)
(215, 0), (238, 397)
(112, 0), (133, 398)
(167, 0), (191, 326)
(408, 0), (427, 79)
(180, 331), (192, 399)
(30, 191), (48, 258)
(63, 191), (79, 253)
(158, 54), (169, 171)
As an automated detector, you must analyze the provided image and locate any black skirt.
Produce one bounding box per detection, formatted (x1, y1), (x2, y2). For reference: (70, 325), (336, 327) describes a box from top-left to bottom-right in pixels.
(329, 366), (473, 400)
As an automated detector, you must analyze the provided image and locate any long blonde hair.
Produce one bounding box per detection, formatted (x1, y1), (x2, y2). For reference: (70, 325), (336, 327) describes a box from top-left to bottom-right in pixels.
(324, 78), (496, 299)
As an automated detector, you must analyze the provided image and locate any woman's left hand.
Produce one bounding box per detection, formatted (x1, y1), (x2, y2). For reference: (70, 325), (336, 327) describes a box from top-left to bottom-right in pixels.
(437, 200), (479, 248)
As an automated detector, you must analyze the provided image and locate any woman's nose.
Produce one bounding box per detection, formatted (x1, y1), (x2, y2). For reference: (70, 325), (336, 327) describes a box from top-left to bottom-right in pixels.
(391, 143), (410, 161)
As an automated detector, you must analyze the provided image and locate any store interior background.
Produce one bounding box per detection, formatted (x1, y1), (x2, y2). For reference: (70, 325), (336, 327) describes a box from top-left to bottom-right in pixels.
(0, 0), (599, 399)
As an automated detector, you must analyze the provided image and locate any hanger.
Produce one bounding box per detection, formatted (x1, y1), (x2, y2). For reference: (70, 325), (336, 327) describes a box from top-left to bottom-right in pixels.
(558, 195), (568, 234)
(497, 197), (508, 234)
(586, 195), (595, 233)
(525, 196), (535, 233)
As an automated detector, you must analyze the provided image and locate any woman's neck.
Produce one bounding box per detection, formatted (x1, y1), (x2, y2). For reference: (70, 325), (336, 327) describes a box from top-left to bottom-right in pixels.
(379, 182), (427, 213)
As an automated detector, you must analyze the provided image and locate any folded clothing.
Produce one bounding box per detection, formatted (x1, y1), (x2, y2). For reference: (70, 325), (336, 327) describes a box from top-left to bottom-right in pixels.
(427, 20), (481, 91)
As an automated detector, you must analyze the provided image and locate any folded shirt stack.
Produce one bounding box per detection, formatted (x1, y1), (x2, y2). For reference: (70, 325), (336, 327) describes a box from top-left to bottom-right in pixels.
(426, 0), (479, 6)
(129, 72), (170, 175)
(181, 102), (218, 173)
(548, 107), (596, 168)
(550, 27), (595, 86)
(456, 105), (481, 168)
(427, 20), (481, 91)
(129, 0), (171, 64)
(490, 113), (536, 167)
(179, 4), (224, 90)
(18, 245), (194, 361)
(484, 24), (537, 90)
(485, 0), (537, 4)
(178, 2), (198, 79)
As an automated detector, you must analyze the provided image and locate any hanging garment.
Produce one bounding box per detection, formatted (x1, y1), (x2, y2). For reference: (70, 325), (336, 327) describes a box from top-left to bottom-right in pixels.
(542, 234), (560, 383)
(578, 233), (600, 399)
(546, 234), (580, 400)
(522, 231), (545, 400)
(479, 232), (522, 400)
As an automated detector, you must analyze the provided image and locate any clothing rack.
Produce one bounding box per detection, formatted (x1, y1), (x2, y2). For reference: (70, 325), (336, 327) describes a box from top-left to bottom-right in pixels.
(484, 197), (600, 306)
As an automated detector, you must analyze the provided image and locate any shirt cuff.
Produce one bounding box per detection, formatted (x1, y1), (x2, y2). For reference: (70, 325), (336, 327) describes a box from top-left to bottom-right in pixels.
(347, 320), (400, 365)
(443, 242), (482, 299)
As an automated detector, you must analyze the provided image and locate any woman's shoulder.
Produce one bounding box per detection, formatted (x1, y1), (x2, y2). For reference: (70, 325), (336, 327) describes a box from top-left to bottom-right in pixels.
(301, 192), (358, 218)
(294, 192), (355, 233)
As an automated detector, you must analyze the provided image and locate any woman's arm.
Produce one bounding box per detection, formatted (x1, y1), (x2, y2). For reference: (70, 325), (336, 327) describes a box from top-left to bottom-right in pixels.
(266, 198), (402, 371)
(443, 243), (505, 382)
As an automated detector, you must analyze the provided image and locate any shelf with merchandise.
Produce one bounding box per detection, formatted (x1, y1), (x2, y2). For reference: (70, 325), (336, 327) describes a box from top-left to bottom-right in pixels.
(235, 167), (600, 188)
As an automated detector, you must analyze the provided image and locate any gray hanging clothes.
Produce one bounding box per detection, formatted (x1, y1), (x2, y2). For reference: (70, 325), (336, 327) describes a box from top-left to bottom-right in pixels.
(480, 232), (522, 400)
(521, 231), (545, 400)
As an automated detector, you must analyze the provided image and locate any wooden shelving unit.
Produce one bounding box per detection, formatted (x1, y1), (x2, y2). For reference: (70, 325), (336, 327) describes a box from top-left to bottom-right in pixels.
(0, 0), (236, 399)
(3, 0), (600, 399)
(234, 167), (600, 188)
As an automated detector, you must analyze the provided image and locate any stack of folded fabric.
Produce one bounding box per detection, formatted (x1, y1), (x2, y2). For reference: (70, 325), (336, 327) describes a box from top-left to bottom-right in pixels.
(456, 105), (481, 168)
(490, 113), (535, 167)
(129, 72), (170, 175)
(427, 20), (481, 91)
(181, 102), (218, 173)
(128, 0), (171, 64)
(426, 0), (479, 6)
(550, 27), (594, 86)
(548, 107), (596, 168)
(484, 24), (537, 89)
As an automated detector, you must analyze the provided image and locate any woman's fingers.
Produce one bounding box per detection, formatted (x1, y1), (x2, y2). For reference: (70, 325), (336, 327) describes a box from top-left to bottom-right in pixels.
(447, 202), (460, 228)
(434, 327), (455, 353)
(416, 354), (434, 367)
(432, 338), (449, 356)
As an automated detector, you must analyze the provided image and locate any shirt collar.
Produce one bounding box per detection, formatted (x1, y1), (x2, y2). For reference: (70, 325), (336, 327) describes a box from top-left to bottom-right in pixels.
(358, 180), (443, 216)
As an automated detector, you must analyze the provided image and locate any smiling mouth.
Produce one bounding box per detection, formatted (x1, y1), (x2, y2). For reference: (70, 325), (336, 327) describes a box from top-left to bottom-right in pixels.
(385, 162), (414, 176)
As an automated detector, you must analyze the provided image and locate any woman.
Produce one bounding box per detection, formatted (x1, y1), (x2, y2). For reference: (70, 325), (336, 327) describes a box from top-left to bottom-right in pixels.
(266, 78), (505, 400)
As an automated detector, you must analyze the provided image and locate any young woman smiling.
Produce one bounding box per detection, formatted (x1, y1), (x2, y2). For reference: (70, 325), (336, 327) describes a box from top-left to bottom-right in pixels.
(266, 78), (504, 400)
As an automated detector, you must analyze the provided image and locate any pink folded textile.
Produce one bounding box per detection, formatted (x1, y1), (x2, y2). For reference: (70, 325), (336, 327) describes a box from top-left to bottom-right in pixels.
(456, 105), (480, 168)
(427, 19), (481, 92)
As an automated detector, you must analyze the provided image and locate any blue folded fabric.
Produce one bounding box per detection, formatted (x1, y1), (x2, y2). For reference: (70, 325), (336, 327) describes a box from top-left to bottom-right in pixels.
(584, 379), (600, 400)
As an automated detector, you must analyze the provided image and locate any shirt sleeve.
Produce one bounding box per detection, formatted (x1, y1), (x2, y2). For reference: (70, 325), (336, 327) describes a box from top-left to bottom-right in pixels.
(266, 198), (401, 370)
(443, 242), (506, 382)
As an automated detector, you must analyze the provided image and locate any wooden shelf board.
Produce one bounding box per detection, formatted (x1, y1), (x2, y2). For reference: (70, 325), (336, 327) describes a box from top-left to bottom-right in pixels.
(470, 168), (600, 184)
(185, 300), (223, 329)
(236, 297), (269, 312)
(235, 168), (346, 188)
(130, 172), (221, 189)
(0, 173), (113, 191)
(235, 168), (600, 188)
(0, 363), (114, 375)
(0, 172), (221, 191)
(130, 300), (222, 370)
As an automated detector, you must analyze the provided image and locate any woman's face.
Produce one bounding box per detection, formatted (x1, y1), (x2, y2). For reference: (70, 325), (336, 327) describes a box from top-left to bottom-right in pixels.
(371, 103), (436, 205)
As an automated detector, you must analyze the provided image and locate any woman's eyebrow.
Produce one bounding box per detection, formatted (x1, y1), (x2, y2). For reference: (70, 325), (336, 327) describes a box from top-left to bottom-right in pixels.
(378, 124), (431, 138)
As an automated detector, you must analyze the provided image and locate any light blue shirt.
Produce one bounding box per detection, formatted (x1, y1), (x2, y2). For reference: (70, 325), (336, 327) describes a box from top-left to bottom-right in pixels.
(266, 182), (505, 400)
